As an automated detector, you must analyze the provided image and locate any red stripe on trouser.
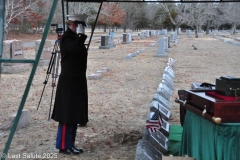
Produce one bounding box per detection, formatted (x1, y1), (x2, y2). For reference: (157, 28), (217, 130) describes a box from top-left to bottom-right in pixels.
(62, 124), (66, 149)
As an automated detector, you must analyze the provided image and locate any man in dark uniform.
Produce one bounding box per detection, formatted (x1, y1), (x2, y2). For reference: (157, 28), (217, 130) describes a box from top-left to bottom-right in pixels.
(51, 14), (88, 155)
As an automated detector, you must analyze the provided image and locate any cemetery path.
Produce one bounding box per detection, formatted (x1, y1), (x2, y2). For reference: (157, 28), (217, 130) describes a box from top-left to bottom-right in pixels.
(1, 32), (240, 159)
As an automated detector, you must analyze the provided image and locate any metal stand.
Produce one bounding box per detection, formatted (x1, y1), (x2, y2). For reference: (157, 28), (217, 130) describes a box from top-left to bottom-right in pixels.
(37, 36), (61, 121)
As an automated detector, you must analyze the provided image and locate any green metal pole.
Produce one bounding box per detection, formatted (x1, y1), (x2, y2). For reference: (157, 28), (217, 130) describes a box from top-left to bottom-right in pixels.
(1, 0), (59, 159)
(0, 59), (35, 63)
(0, 0), (5, 79)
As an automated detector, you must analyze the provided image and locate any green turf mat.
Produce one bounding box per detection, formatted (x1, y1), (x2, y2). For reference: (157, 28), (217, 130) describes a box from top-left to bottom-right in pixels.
(166, 125), (183, 156)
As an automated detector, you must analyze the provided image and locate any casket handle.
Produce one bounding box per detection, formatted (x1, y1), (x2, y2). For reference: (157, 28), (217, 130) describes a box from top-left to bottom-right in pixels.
(212, 117), (221, 124)
(202, 105), (206, 117)
(175, 98), (186, 107)
(230, 88), (239, 100)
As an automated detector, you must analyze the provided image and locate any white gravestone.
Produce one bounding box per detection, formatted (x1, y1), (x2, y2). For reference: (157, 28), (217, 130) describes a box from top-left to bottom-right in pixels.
(156, 38), (166, 57)
(146, 112), (170, 137)
(0, 109), (29, 132)
(160, 29), (167, 35)
(149, 131), (168, 154)
(162, 73), (174, 90)
(153, 93), (171, 109)
(164, 37), (169, 52)
(157, 83), (172, 100)
(164, 66), (175, 79)
(128, 33), (132, 43)
(145, 30), (150, 37)
(149, 101), (171, 121)
(140, 31), (145, 39)
(35, 39), (52, 66)
(170, 32), (175, 42)
(125, 54), (132, 60)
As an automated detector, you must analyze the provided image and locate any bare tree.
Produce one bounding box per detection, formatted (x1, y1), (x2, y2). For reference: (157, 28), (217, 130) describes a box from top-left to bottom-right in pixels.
(160, 3), (189, 34)
(220, 2), (240, 34)
(4, 0), (39, 40)
(203, 3), (219, 34)
(144, 4), (158, 28)
(120, 3), (144, 32)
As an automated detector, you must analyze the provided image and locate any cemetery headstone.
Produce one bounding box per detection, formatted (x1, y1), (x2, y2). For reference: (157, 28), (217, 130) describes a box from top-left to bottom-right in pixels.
(135, 140), (156, 160)
(141, 128), (164, 158)
(108, 35), (116, 48)
(160, 29), (167, 35)
(160, 119), (170, 137)
(155, 38), (167, 57)
(122, 33), (130, 44)
(170, 32), (175, 42)
(149, 101), (171, 121)
(157, 83), (172, 101)
(164, 66), (175, 79)
(99, 35), (111, 49)
(0, 109), (29, 131)
(149, 131), (168, 154)
(35, 39), (52, 66)
(1, 40), (29, 73)
(140, 31), (145, 39)
(163, 37), (169, 52)
(167, 58), (176, 69)
(162, 74), (174, 90)
(125, 54), (132, 60)
(145, 30), (150, 37)
(153, 93), (171, 109)
(142, 136), (162, 159)
(88, 72), (102, 80)
(178, 28), (181, 34)
(187, 30), (192, 38)
(146, 112), (170, 137)
(132, 52), (138, 57)
(128, 33), (132, 43)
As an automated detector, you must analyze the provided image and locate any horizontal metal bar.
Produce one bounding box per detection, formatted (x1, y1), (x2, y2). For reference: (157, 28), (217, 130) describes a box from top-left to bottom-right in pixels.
(64, 0), (239, 3)
(0, 59), (36, 63)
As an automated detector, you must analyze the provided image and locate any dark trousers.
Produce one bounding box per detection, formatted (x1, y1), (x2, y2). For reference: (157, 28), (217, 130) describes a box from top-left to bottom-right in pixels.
(56, 123), (77, 150)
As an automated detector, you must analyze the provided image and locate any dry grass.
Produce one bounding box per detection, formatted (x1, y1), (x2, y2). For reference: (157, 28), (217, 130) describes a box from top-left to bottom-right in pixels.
(1, 32), (240, 159)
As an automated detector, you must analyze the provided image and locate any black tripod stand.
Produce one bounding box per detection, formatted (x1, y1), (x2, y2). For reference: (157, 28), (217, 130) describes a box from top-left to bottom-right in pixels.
(37, 24), (63, 120)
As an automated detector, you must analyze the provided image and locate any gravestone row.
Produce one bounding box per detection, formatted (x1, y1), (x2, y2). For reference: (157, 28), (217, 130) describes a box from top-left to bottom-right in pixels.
(140, 29), (168, 39)
(220, 35), (240, 43)
(1, 39), (55, 73)
(135, 58), (176, 160)
(1, 29), (173, 73)
(87, 67), (111, 80)
(150, 42), (156, 47)
(125, 48), (146, 60)
(214, 36), (240, 47)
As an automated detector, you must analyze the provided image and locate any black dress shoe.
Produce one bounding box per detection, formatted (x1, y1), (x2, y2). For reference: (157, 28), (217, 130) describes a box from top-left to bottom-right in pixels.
(59, 149), (72, 155)
(77, 123), (87, 127)
(59, 148), (80, 155)
(72, 146), (84, 153)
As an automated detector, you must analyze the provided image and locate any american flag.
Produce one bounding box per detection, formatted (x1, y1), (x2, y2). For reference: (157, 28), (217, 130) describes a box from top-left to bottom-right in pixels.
(146, 105), (163, 133)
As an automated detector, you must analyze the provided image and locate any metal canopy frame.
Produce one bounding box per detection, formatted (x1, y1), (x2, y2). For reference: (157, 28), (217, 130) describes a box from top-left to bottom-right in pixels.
(0, 0), (240, 159)
(64, 0), (240, 3)
(61, 0), (103, 50)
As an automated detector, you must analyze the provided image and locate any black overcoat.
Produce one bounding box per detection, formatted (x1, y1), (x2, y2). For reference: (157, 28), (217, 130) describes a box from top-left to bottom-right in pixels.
(51, 27), (88, 125)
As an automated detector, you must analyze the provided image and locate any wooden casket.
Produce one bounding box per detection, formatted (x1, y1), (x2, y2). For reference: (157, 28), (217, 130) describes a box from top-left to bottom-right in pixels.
(176, 90), (240, 124)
